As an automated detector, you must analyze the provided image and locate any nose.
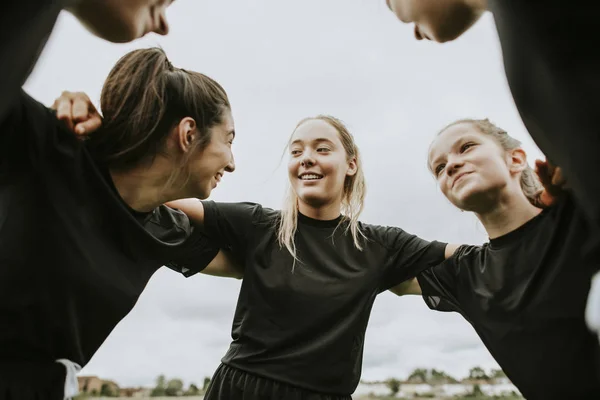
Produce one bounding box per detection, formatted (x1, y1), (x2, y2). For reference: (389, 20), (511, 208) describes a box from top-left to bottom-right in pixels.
(154, 10), (169, 36)
(300, 151), (315, 167)
(225, 153), (235, 173)
(445, 156), (464, 177)
(414, 25), (423, 40)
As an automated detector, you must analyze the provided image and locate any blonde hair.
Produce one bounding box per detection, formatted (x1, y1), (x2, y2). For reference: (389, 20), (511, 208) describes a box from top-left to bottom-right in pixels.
(277, 115), (367, 261)
(438, 118), (543, 205)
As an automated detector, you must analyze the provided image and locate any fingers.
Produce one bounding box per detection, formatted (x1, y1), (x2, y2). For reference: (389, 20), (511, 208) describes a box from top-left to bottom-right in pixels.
(552, 167), (566, 187)
(71, 95), (90, 123)
(53, 92), (74, 132)
(534, 159), (551, 186)
(51, 91), (102, 137)
(74, 115), (102, 135)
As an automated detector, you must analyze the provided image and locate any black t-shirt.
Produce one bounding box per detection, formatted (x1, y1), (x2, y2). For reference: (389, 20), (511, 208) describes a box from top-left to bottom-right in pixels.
(488, 1), (600, 229)
(0, 0), (67, 123)
(202, 201), (446, 396)
(417, 194), (600, 400)
(0, 91), (219, 367)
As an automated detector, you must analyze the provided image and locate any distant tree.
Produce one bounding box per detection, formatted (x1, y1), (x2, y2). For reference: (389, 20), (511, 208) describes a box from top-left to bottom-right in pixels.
(471, 383), (484, 396)
(430, 369), (457, 383)
(203, 376), (211, 391)
(468, 366), (490, 381)
(386, 378), (401, 396)
(491, 368), (507, 379)
(165, 378), (184, 396)
(100, 383), (115, 397)
(151, 374), (167, 396)
(186, 383), (200, 396)
(407, 368), (428, 383)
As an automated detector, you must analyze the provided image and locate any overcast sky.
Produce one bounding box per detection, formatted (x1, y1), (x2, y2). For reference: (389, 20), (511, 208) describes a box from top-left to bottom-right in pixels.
(25, 0), (545, 390)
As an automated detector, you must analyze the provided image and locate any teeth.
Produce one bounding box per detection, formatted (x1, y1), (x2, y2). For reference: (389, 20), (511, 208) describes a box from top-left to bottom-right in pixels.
(301, 174), (322, 180)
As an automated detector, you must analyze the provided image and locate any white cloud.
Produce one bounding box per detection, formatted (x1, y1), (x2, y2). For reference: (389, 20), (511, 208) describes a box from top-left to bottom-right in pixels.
(24, 0), (543, 389)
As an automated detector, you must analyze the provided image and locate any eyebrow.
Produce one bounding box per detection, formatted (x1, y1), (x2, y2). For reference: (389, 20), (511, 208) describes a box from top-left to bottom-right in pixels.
(429, 135), (480, 167)
(290, 138), (335, 146)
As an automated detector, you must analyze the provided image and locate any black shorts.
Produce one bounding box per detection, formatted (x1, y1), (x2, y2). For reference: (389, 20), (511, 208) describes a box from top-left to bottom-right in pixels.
(0, 361), (65, 400)
(205, 363), (352, 400)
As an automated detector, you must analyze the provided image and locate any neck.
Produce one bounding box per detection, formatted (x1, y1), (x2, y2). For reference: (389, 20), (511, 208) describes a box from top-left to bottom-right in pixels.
(109, 158), (181, 213)
(475, 190), (541, 239)
(297, 200), (341, 221)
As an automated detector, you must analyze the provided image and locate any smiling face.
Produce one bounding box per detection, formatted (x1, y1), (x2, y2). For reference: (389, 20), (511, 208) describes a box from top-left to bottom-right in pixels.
(385, 0), (485, 42)
(428, 122), (524, 211)
(185, 109), (236, 199)
(287, 119), (357, 211)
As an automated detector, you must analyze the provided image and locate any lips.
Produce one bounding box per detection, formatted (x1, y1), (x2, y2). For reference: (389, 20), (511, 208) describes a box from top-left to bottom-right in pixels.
(452, 171), (472, 188)
(299, 172), (323, 181)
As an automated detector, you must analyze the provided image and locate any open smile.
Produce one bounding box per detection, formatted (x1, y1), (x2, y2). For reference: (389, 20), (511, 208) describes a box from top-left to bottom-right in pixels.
(298, 173), (324, 181)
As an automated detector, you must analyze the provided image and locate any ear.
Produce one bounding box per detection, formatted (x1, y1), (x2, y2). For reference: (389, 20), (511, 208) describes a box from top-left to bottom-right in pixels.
(346, 157), (358, 177)
(175, 117), (197, 153)
(508, 148), (528, 175)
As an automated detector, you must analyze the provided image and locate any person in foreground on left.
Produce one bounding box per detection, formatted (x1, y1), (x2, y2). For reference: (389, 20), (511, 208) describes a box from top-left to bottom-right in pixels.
(0, 47), (240, 399)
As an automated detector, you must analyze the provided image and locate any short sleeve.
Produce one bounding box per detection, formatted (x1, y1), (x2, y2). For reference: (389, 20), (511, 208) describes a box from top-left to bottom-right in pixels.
(201, 201), (263, 258)
(378, 226), (447, 292)
(0, 90), (59, 173)
(417, 245), (474, 314)
(164, 228), (220, 278)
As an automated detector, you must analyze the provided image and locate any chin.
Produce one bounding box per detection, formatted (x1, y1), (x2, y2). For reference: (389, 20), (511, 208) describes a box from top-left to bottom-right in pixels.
(297, 192), (327, 207)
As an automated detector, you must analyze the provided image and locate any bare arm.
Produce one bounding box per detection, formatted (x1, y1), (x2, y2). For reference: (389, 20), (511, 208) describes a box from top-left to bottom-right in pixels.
(388, 243), (460, 296)
(166, 198), (206, 227)
(168, 199), (244, 279)
(202, 249), (243, 280)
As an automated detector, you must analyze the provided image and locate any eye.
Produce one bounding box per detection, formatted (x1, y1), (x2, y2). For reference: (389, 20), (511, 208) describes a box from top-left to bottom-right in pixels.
(291, 149), (302, 156)
(317, 147), (330, 153)
(460, 142), (475, 153)
(434, 163), (446, 176)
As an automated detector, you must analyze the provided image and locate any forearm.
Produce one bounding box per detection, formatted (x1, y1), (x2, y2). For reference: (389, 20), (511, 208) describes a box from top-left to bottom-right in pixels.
(201, 250), (243, 279)
(445, 243), (460, 259)
(389, 278), (422, 296)
(167, 198), (206, 229)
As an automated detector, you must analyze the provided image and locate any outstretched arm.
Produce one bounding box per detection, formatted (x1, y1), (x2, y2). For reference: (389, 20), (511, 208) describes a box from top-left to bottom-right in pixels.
(167, 198), (206, 227)
(203, 249), (244, 280)
(167, 199), (244, 279)
(388, 243), (459, 296)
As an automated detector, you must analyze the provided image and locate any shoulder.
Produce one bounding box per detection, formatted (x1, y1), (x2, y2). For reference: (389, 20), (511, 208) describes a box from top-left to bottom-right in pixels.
(202, 201), (280, 224)
(358, 221), (438, 251)
(448, 244), (484, 268)
(145, 205), (193, 240)
(358, 221), (403, 248)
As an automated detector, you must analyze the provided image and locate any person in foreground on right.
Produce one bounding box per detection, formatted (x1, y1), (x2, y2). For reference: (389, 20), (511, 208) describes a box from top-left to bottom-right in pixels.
(394, 118), (600, 399)
(384, 0), (600, 343)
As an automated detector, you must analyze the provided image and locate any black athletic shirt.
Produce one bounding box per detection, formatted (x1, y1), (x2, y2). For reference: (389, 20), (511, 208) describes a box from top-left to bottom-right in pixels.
(417, 193), (600, 400)
(0, 91), (219, 367)
(0, 0), (67, 123)
(488, 1), (600, 228)
(201, 201), (446, 396)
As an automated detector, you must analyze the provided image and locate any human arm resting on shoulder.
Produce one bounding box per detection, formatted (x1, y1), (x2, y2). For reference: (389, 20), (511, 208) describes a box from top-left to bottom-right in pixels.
(388, 243), (460, 296)
(377, 225), (449, 292)
(168, 199), (262, 264)
(201, 249), (243, 279)
(166, 199), (244, 278)
(166, 198), (206, 228)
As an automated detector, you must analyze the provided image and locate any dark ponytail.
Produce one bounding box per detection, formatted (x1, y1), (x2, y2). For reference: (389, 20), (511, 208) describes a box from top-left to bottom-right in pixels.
(88, 47), (230, 170)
